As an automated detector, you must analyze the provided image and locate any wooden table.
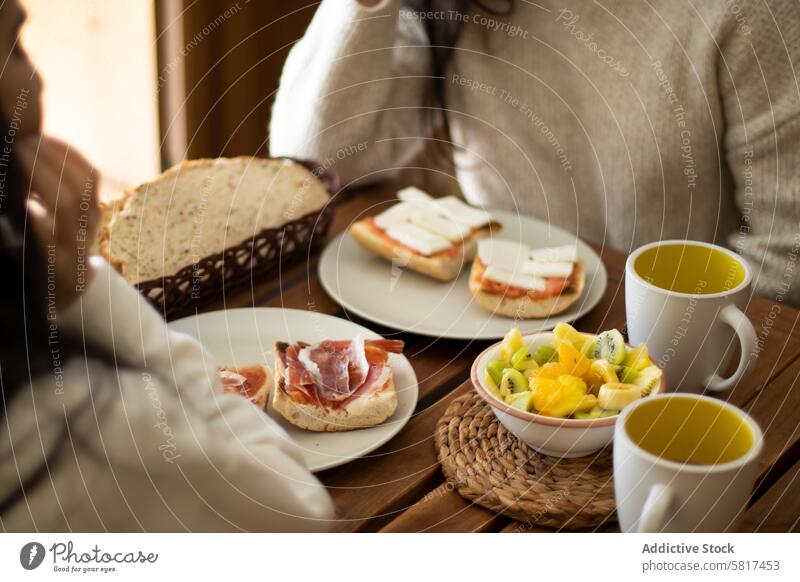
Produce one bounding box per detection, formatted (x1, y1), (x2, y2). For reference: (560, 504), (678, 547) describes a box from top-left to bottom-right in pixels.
(200, 184), (800, 533)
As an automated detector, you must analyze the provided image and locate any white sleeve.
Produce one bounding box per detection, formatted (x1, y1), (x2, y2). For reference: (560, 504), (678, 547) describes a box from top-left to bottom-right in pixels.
(78, 366), (335, 532)
(55, 257), (334, 531)
(269, 0), (433, 186)
(59, 256), (222, 404)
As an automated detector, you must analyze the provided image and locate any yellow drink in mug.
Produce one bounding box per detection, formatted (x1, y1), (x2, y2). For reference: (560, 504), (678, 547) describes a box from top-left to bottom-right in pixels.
(634, 243), (746, 295)
(614, 394), (763, 532)
(625, 396), (754, 465)
(625, 240), (757, 392)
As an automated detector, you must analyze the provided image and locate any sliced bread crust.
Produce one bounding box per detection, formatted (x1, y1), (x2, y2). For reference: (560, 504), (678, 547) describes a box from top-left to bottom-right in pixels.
(468, 259), (585, 318)
(349, 219), (493, 281)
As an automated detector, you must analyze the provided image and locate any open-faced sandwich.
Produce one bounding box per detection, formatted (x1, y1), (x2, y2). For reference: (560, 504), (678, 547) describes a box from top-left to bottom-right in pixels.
(349, 186), (501, 281)
(273, 336), (404, 432)
(218, 364), (271, 409)
(469, 239), (584, 318)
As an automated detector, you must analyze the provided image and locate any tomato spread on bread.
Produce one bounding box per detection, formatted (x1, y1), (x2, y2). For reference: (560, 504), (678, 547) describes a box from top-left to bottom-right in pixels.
(472, 257), (581, 299)
(474, 239), (580, 298)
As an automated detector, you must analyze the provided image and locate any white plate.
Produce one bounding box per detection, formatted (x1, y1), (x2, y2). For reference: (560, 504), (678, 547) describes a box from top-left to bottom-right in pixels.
(169, 308), (419, 472)
(319, 209), (608, 339)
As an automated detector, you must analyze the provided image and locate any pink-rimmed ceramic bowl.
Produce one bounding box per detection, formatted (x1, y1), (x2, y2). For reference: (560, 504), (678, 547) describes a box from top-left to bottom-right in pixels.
(471, 332), (666, 458)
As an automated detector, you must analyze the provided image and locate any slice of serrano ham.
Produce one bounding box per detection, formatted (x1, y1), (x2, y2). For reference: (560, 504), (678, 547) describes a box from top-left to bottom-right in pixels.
(218, 364), (271, 409)
(278, 337), (404, 408)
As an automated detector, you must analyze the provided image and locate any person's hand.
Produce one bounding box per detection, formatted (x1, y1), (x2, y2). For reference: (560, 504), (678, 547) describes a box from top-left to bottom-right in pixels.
(17, 135), (100, 310)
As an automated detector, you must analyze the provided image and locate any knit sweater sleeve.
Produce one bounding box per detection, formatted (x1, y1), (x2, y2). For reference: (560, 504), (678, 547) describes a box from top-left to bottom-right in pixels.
(719, 0), (800, 305)
(269, 0), (433, 187)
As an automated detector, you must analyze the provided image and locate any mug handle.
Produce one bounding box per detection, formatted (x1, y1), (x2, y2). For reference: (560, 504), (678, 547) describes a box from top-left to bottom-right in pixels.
(705, 304), (758, 392)
(638, 483), (674, 533)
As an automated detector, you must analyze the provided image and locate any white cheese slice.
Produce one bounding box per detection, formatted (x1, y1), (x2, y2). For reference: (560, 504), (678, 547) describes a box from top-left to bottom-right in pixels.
(385, 222), (452, 256)
(398, 187), (493, 229)
(410, 213), (471, 242)
(477, 239), (530, 271)
(397, 186), (435, 205)
(435, 196), (494, 228)
(522, 260), (575, 278)
(374, 201), (426, 229)
(529, 244), (578, 263)
(483, 265), (547, 291)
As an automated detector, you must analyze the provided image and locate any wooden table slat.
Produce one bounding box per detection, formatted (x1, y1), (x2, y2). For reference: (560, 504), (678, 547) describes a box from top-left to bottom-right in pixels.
(321, 381), (473, 532)
(380, 483), (509, 533)
(740, 458), (800, 532)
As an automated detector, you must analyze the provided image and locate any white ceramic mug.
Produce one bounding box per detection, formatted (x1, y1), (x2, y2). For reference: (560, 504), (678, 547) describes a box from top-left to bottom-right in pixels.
(614, 393), (763, 532)
(625, 240), (758, 392)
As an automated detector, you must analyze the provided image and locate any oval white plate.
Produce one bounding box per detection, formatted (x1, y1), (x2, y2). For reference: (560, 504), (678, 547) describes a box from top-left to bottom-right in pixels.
(169, 308), (419, 472)
(319, 209), (608, 340)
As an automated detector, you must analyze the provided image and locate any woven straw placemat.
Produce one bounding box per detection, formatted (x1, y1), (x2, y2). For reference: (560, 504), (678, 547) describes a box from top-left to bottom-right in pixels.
(435, 392), (616, 529)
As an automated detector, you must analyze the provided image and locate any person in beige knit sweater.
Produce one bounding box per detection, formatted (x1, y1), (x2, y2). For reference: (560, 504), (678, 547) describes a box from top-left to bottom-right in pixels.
(270, 0), (800, 305)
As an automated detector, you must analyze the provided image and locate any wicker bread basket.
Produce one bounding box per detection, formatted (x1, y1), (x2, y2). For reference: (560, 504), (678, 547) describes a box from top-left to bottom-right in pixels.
(104, 158), (339, 319)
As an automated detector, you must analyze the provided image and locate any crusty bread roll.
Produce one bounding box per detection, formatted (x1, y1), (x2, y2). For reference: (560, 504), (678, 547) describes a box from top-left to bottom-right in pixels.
(99, 157), (330, 284)
(349, 219), (494, 282)
(272, 352), (398, 432)
(469, 258), (585, 318)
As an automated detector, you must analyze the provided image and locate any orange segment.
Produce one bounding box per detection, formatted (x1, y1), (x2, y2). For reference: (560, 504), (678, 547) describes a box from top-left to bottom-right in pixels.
(557, 340), (591, 378)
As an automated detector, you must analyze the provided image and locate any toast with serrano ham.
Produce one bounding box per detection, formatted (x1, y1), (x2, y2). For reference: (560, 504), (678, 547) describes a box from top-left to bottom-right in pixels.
(272, 337), (404, 432)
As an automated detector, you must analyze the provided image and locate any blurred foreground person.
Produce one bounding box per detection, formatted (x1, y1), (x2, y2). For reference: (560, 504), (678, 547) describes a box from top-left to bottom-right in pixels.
(0, 1), (332, 532)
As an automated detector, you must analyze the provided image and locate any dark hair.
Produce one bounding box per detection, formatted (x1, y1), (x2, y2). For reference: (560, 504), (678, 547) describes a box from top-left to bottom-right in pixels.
(0, 113), (116, 513)
(0, 112), (54, 404)
(0, 113), (92, 412)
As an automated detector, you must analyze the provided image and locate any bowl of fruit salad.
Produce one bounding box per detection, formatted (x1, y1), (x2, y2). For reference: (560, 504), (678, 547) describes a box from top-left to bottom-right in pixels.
(471, 324), (665, 458)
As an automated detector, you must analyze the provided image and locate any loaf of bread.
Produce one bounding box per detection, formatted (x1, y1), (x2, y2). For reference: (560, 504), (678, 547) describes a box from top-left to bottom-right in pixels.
(99, 157), (330, 284)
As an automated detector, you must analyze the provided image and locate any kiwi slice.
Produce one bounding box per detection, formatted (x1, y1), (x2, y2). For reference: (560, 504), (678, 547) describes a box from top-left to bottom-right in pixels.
(532, 345), (558, 366)
(511, 346), (538, 371)
(486, 360), (506, 385)
(595, 329), (626, 365)
(598, 409), (620, 418)
(573, 410), (597, 420)
(511, 391), (536, 412)
(619, 366), (639, 384)
(574, 404), (621, 419)
(501, 368), (528, 394)
(581, 337), (599, 358)
(574, 406), (603, 420)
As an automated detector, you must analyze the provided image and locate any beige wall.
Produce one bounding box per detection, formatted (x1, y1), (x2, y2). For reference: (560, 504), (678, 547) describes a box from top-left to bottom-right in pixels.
(22, 0), (160, 198)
